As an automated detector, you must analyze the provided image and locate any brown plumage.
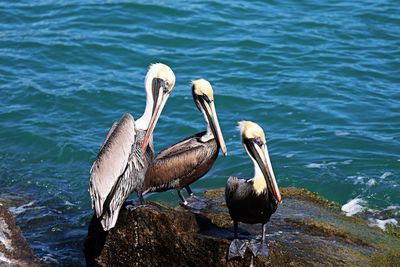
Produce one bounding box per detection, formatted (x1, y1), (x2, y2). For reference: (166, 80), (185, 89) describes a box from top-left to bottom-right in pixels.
(144, 132), (218, 194)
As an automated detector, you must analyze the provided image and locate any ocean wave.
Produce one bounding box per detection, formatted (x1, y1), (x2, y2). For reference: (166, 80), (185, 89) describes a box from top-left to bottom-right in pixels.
(334, 130), (350, 136)
(366, 179), (376, 186)
(305, 163), (323, 169)
(380, 172), (392, 179)
(9, 201), (45, 215)
(341, 198), (367, 216)
(368, 218), (398, 230)
(342, 198), (400, 231)
(305, 160), (351, 169)
(41, 254), (59, 265)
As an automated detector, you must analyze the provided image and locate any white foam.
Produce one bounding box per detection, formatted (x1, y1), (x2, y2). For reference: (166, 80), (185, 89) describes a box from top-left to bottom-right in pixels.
(305, 163), (323, 169)
(64, 201), (75, 206)
(351, 176), (365, 185)
(341, 198), (366, 216)
(368, 218), (398, 230)
(9, 201), (36, 215)
(41, 254), (59, 264)
(285, 153), (294, 158)
(305, 161), (339, 169)
(380, 172), (392, 179)
(366, 179), (376, 186)
(334, 130), (350, 136)
(341, 160), (352, 165)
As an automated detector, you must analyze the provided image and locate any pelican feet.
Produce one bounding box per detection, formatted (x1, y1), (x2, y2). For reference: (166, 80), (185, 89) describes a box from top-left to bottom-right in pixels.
(180, 195), (211, 210)
(248, 239), (269, 257)
(227, 239), (269, 260)
(124, 200), (146, 211)
(228, 239), (249, 260)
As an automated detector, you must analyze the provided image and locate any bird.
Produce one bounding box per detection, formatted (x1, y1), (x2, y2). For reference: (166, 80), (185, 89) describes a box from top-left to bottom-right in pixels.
(143, 79), (227, 209)
(89, 63), (175, 231)
(225, 121), (281, 259)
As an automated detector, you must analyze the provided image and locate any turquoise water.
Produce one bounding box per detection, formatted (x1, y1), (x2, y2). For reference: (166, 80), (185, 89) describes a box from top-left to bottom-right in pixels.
(0, 0), (399, 264)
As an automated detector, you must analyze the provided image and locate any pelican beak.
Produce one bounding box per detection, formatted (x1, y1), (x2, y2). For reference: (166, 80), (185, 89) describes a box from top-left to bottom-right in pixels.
(246, 139), (281, 203)
(200, 98), (227, 156)
(141, 78), (170, 152)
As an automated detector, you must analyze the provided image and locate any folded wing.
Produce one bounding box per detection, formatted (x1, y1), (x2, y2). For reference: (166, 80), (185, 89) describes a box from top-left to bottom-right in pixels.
(144, 136), (208, 191)
(89, 113), (136, 218)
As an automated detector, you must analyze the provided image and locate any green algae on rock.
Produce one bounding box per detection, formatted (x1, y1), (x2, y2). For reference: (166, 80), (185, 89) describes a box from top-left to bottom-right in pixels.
(370, 249), (400, 267)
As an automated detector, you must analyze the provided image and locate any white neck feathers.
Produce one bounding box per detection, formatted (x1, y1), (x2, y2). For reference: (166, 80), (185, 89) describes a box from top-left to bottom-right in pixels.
(136, 67), (157, 130)
(251, 158), (267, 195)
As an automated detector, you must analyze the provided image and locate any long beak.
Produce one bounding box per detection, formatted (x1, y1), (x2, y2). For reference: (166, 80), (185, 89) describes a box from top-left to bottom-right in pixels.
(141, 88), (170, 152)
(202, 100), (227, 156)
(247, 140), (281, 203)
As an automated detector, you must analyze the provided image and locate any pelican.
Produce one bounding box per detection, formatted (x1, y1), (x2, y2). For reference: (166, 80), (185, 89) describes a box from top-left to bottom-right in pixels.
(225, 121), (281, 259)
(144, 79), (227, 208)
(89, 63), (175, 231)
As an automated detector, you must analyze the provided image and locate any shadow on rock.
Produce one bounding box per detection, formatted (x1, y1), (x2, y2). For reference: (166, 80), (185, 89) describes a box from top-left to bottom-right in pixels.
(84, 215), (108, 267)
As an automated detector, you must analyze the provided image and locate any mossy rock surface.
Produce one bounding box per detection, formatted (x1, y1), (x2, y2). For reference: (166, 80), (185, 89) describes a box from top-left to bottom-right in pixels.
(370, 249), (400, 267)
(85, 187), (400, 266)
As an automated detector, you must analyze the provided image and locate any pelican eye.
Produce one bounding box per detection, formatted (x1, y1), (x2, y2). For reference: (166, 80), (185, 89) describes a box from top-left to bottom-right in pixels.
(254, 137), (263, 147)
(201, 94), (211, 103)
(163, 80), (170, 92)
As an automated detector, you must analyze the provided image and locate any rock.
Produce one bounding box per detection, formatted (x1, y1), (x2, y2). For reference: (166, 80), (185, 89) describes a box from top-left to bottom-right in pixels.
(0, 203), (42, 266)
(84, 188), (400, 266)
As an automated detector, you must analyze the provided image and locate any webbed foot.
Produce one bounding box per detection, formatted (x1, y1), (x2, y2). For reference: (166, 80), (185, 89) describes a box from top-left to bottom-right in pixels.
(124, 200), (146, 211)
(179, 195), (210, 210)
(248, 239), (269, 257)
(228, 239), (249, 260)
(188, 195), (210, 203)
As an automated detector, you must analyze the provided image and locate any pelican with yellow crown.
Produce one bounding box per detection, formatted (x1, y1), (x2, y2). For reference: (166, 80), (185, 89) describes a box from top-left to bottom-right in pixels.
(144, 79), (227, 208)
(225, 121), (281, 259)
(89, 63), (175, 231)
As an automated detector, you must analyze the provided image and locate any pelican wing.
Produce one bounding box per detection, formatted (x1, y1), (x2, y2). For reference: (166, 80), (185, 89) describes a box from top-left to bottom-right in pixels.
(225, 176), (254, 205)
(90, 121), (118, 174)
(225, 176), (239, 204)
(144, 134), (208, 191)
(156, 135), (199, 158)
(100, 121), (118, 150)
(89, 113), (136, 217)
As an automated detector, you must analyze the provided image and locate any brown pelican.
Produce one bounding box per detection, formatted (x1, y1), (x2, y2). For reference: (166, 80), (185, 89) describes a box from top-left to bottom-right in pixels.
(89, 63), (175, 231)
(143, 79), (227, 209)
(225, 121), (281, 259)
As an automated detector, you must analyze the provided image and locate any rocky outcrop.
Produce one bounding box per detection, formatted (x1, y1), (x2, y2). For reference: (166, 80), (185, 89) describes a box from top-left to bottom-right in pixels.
(84, 188), (400, 266)
(0, 204), (41, 266)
